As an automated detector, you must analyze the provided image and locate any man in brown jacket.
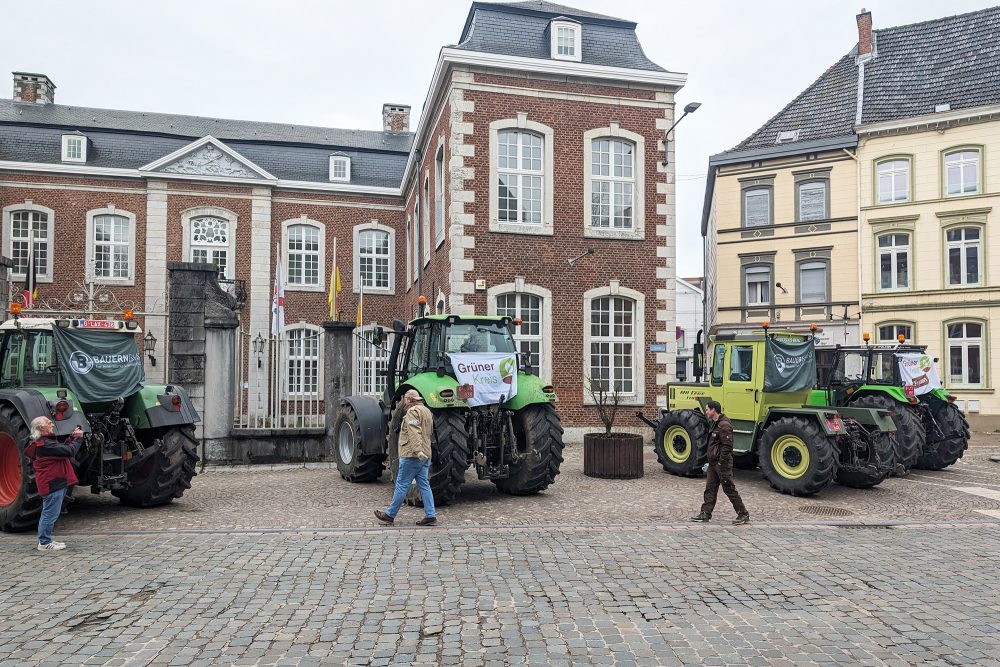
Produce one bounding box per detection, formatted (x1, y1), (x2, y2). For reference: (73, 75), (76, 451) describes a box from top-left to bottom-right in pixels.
(375, 389), (437, 526)
(691, 400), (750, 524)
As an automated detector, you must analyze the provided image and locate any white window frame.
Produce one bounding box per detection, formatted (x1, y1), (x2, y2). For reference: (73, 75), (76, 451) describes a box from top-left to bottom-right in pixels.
(2, 202), (55, 283)
(181, 207), (238, 280)
(61, 134), (87, 163)
(489, 116), (554, 236)
(284, 323), (324, 397)
(353, 324), (390, 398)
(352, 220), (395, 296)
(946, 321), (985, 388)
(282, 217), (325, 292)
(945, 226), (982, 288)
(329, 155), (351, 183)
(550, 19), (582, 62)
(798, 260), (828, 304)
(435, 142), (446, 248)
(583, 125), (646, 240)
(583, 283), (645, 406)
(944, 149), (980, 197)
(877, 232), (910, 292)
(422, 172), (431, 267)
(876, 322), (914, 344)
(85, 207), (136, 286)
(487, 282), (553, 383)
(876, 158), (910, 204)
(745, 265), (771, 307)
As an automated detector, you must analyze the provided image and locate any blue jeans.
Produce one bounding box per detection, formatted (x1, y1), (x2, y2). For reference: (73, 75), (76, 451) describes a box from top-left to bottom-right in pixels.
(38, 487), (67, 545)
(386, 457), (435, 519)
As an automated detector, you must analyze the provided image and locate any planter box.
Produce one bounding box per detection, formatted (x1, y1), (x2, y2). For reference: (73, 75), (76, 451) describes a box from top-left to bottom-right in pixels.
(583, 433), (644, 479)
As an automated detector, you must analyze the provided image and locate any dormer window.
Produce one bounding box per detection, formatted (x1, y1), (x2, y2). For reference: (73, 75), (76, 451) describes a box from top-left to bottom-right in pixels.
(61, 134), (87, 163)
(329, 154), (351, 183)
(550, 18), (581, 62)
(775, 130), (800, 144)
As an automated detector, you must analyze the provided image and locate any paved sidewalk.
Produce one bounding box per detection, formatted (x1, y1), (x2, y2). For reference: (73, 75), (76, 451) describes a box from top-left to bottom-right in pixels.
(1, 525), (998, 666)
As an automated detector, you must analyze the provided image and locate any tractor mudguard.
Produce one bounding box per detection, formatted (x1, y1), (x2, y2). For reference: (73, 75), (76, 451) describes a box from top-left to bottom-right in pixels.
(0, 389), (89, 436)
(341, 395), (386, 455)
(831, 405), (897, 432)
(763, 407), (855, 436)
(126, 385), (201, 430)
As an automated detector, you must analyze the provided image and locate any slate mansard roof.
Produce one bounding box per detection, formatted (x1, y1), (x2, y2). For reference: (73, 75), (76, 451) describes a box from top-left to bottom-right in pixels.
(725, 6), (1000, 156)
(456, 1), (667, 72)
(0, 98), (413, 188)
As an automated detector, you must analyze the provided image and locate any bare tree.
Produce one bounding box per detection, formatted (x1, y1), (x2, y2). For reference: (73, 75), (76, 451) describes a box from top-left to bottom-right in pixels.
(587, 375), (621, 436)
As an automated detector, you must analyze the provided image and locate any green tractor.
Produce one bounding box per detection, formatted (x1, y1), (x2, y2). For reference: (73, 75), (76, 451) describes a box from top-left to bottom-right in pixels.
(808, 342), (969, 471)
(332, 312), (564, 504)
(0, 317), (200, 532)
(641, 328), (897, 496)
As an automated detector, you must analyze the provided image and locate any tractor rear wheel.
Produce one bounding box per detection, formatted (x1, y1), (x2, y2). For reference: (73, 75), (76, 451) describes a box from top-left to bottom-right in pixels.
(0, 405), (41, 532)
(388, 404), (470, 506)
(758, 417), (836, 496)
(851, 395), (923, 474)
(333, 403), (385, 482)
(834, 428), (894, 489)
(494, 404), (565, 495)
(114, 426), (199, 507)
(916, 403), (969, 470)
(653, 410), (708, 476)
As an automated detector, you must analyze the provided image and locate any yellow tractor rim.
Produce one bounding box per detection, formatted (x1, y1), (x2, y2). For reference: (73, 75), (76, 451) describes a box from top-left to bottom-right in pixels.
(771, 435), (810, 479)
(663, 425), (691, 464)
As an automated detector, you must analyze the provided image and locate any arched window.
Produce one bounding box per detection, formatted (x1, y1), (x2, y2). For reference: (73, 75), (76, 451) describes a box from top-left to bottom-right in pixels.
(877, 232), (910, 291)
(497, 129), (544, 224)
(191, 216), (232, 279)
(943, 148), (981, 196)
(590, 138), (635, 230)
(945, 226), (982, 287)
(435, 145), (446, 246)
(877, 322), (914, 344)
(355, 325), (389, 397)
(353, 222), (395, 295)
(285, 222), (323, 289)
(496, 293), (543, 369)
(589, 296), (636, 396)
(285, 324), (323, 396)
(3, 204), (54, 281)
(875, 157), (910, 204)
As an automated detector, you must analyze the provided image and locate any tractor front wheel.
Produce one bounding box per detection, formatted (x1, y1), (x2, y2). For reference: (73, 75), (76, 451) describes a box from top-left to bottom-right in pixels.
(494, 404), (565, 495)
(653, 410), (708, 476)
(0, 405), (41, 532)
(916, 403), (969, 470)
(758, 417), (836, 496)
(333, 403), (385, 482)
(851, 395), (923, 474)
(114, 426), (199, 507)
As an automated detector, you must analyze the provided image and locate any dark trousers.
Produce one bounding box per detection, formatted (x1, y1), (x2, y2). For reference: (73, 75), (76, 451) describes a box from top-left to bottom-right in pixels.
(700, 458), (748, 517)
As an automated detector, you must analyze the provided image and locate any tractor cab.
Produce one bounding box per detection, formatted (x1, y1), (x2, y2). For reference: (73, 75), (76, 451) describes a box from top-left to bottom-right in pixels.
(822, 343), (931, 404)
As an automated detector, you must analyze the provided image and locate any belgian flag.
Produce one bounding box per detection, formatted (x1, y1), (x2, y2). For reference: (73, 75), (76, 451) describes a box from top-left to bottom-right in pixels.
(22, 249), (37, 309)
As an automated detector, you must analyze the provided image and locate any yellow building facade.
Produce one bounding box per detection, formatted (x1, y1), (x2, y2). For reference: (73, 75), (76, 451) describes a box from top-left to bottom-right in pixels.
(706, 145), (861, 347)
(858, 108), (1000, 425)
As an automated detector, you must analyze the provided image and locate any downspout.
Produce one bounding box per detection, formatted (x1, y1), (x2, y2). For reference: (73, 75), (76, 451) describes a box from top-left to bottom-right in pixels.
(850, 52), (868, 345)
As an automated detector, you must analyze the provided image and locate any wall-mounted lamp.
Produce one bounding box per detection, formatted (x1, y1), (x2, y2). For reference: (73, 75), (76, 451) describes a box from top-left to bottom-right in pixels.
(775, 282), (789, 294)
(661, 102), (701, 166)
(253, 333), (266, 368)
(143, 330), (157, 367)
(568, 247), (595, 267)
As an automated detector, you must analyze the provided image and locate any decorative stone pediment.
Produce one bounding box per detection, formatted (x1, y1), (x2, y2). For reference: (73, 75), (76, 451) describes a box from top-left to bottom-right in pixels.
(141, 136), (276, 181)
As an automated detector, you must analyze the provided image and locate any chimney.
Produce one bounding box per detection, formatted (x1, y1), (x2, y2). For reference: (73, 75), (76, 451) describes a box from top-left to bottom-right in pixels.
(12, 72), (56, 104)
(856, 9), (873, 58)
(382, 103), (411, 132)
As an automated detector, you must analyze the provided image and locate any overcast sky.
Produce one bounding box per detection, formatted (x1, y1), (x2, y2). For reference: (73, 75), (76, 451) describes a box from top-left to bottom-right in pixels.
(2, 0), (994, 278)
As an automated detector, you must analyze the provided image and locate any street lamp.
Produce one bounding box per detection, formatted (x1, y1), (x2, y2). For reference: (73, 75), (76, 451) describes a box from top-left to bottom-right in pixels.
(253, 333), (266, 368)
(143, 330), (157, 367)
(661, 101), (701, 166)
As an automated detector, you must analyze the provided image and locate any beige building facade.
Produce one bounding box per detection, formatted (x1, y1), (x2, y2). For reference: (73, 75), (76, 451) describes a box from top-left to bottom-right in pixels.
(858, 107), (1000, 425)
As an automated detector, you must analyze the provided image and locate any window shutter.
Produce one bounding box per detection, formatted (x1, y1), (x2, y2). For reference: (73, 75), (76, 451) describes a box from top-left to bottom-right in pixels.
(800, 262), (827, 303)
(798, 182), (826, 221)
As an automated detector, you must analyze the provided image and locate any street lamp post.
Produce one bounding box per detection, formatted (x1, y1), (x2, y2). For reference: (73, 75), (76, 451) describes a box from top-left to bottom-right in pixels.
(661, 102), (702, 166)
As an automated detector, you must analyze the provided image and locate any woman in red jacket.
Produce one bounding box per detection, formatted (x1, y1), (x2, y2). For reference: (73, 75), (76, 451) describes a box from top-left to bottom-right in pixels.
(25, 417), (83, 551)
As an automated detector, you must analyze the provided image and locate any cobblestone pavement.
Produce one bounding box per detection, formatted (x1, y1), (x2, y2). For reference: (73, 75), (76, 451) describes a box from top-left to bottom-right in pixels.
(1, 436), (999, 666)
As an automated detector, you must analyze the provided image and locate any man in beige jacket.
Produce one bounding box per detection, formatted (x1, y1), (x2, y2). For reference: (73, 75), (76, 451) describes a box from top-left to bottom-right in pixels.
(375, 389), (437, 525)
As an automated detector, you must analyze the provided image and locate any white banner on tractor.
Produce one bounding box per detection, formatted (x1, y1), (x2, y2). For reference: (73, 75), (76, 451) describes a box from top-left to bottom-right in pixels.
(897, 352), (942, 396)
(450, 352), (518, 407)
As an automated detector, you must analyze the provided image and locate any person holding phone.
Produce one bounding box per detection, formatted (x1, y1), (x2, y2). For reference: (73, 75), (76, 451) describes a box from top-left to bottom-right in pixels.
(25, 417), (84, 551)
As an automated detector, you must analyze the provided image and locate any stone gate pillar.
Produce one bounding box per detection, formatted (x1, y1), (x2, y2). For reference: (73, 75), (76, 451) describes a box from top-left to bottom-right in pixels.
(323, 321), (356, 434)
(168, 262), (240, 461)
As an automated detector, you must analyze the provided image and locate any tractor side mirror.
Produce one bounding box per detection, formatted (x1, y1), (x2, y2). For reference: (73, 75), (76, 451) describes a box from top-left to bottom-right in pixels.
(692, 342), (704, 379)
(371, 326), (384, 347)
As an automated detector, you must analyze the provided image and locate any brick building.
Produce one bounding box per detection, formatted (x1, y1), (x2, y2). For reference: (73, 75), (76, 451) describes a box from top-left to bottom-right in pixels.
(0, 1), (686, 437)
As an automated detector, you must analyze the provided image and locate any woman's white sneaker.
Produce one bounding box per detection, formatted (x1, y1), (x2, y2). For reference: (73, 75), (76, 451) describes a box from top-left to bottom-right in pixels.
(37, 542), (66, 551)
